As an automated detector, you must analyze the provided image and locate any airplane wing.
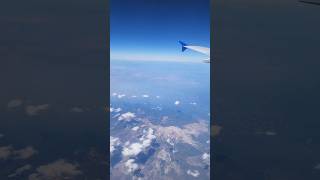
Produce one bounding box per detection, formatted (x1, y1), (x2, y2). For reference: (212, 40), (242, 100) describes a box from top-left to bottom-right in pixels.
(299, 0), (320, 5)
(179, 41), (210, 63)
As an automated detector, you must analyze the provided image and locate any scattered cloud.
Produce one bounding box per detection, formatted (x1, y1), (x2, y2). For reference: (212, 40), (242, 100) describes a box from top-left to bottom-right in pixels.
(202, 153), (210, 165)
(142, 95), (149, 98)
(125, 159), (138, 173)
(110, 136), (121, 154)
(0, 146), (37, 160)
(0, 146), (13, 160)
(141, 128), (156, 148)
(25, 104), (50, 116)
(8, 164), (32, 178)
(14, 146), (38, 159)
(7, 99), (23, 108)
(28, 159), (82, 180)
(117, 94), (126, 99)
(124, 141), (130, 146)
(187, 169), (200, 177)
(122, 143), (144, 157)
(112, 113), (121, 118)
(166, 138), (174, 146)
(132, 126), (139, 131)
(151, 106), (162, 111)
(190, 102), (197, 105)
(113, 108), (122, 113)
(202, 153), (210, 160)
(174, 101), (180, 106)
(122, 128), (156, 157)
(118, 112), (136, 121)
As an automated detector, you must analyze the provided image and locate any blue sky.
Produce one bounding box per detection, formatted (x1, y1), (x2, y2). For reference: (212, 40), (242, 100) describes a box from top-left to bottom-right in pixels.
(110, 0), (210, 62)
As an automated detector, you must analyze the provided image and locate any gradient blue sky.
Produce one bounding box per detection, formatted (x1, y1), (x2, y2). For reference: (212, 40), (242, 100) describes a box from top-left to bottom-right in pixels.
(110, 0), (210, 62)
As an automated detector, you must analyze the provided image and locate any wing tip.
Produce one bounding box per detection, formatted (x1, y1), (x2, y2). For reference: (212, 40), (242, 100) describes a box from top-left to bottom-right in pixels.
(179, 41), (188, 52)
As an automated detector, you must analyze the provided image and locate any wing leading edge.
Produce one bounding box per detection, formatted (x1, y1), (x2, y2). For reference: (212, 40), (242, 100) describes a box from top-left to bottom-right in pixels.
(179, 41), (210, 63)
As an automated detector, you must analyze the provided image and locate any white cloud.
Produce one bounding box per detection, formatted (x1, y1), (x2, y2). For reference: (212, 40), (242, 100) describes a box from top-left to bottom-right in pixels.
(0, 146), (13, 160)
(113, 108), (122, 113)
(124, 141), (130, 146)
(29, 160), (81, 180)
(142, 94), (149, 98)
(110, 107), (122, 113)
(112, 93), (117, 96)
(125, 159), (138, 173)
(112, 113), (121, 118)
(25, 104), (50, 116)
(140, 128), (156, 148)
(117, 94), (126, 99)
(118, 112), (136, 121)
(110, 136), (121, 154)
(7, 99), (23, 108)
(156, 96), (160, 99)
(202, 153), (210, 165)
(166, 138), (174, 146)
(122, 128), (156, 157)
(187, 169), (200, 177)
(122, 143), (143, 157)
(174, 101), (180, 106)
(8, 164), (32, 178)
(14, 146), (38, 159)
(0, 146), (37, 160)
(190, 102), (197, 105)
(131, 126), (139, 131)
(131, 95), (137, 98)
(145, 128), (156, 141)
(151, 106), (162, 111)
(141, 139), (152, 148)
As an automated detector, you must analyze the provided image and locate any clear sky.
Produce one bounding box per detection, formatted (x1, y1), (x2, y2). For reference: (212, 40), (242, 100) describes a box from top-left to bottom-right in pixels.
(110, 0), (210, 62)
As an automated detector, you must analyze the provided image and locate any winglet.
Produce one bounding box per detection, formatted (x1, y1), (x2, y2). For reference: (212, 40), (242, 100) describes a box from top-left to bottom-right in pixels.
(179, 41), (188, 52)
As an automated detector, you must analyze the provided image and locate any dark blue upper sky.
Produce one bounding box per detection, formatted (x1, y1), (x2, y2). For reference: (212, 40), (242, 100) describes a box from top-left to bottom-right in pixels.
(110, 0), (210, 62)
